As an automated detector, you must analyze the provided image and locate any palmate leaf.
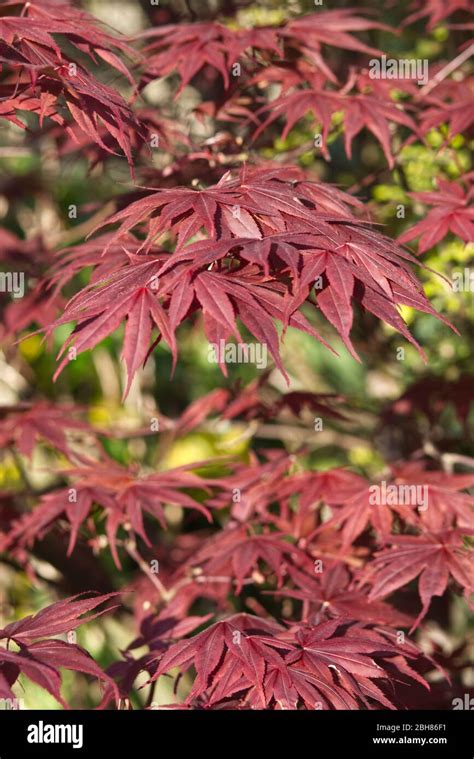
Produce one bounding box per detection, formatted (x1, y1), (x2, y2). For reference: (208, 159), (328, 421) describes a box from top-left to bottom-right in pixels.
(253, 89), (418, 168)
(281, 9), (390, 62)
(381, 375), (474, 429)
(419, 80), (474, 139)
(0, 229), (51, 274)
(95, 164), (364, 252)
(46, 165), (452, 394)
(0, 230), (63, 337)
(2, 280), (63, 337)
(151, 614), (428, 710)
(106, 607), (215, 703)
(183, 523), (307, 594)
(209, 451), (297, 523)
(389, 462), (474, 531)
(399, 178), (474, 252)
(48, 232), (159, 294)
(279, 563), (414, 628)
(309, 473), (418, 549)
(0, 80), (143, 175)
(0, 592), (118, 643)
(404, 0), (473, 30)
(1, 0), (138, 66)
(0, 402), (92, 458)
(49, 257), (176, 396)
(3, 458), (222, 566)
(0, 593), (119, 706)
(268, 460), (473, 545)
(53, 106), (187, 169)
(365, 529), (474, 630)
(208, 454), (473, 550)
(140, 22), (281, 92)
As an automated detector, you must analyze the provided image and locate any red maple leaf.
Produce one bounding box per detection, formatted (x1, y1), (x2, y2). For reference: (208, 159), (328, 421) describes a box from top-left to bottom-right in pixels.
(0, 402), (92, 458)
(140, 22), (281, 92)
(308, 471), (419, 549)
(281, 10), (390, 83)
(183, 523), (306, 593)
(0, 592), (119, 707)
(253, 89), (417, 168)
(365, 529), (473, 629)
(404, 0), (473, 30)
(389, 462), (474, 531)
(381, 375), (474, 429)
(280, 563), (414, 627)
(4, 458), (221, 565)
(399, 178), (474, 252)
(420, 80), (474, 140)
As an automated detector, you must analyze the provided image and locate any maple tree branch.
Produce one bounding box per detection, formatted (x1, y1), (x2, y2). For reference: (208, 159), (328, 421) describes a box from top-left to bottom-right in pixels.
(301, 599), (310, 621)
(417, 44), (474, 99)
(0, 148), (33, 157)
(183, 0), (198, 22)
(423, 441), (474, 473)
(309, 550), (364, 569)
(8, 447), (35, 495)
(144, 679), (157, 709)
(121, 539), (259, 603)
(195, 574), (256, 587)
(123, 539), (174, 602)
(122, 540), (255, 604)
(255, 423), (365, 450)
(441, 453), (474, 470)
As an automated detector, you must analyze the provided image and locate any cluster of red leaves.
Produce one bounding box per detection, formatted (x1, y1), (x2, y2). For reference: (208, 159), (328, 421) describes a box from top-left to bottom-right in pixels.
(2, 457), (222, 566)
(0, 0), (144, 170)
(0, 1), (470, 375)
(139, 22), (282, 94)
(135, 8), (473, 173)
(42, 164), (452, 394)
(148, 615), (428, 710)
(404, 0), (473, 31)
(0, 386), (347, 565)
(1, 389), (472, 708)
(0, 594), (119, 707)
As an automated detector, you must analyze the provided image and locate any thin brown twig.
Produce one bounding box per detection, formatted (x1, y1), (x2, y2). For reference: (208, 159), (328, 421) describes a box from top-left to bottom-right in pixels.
(8, 447), (35, 495)
(417, 44), (474, 99)
(123, 539), (174, 602)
